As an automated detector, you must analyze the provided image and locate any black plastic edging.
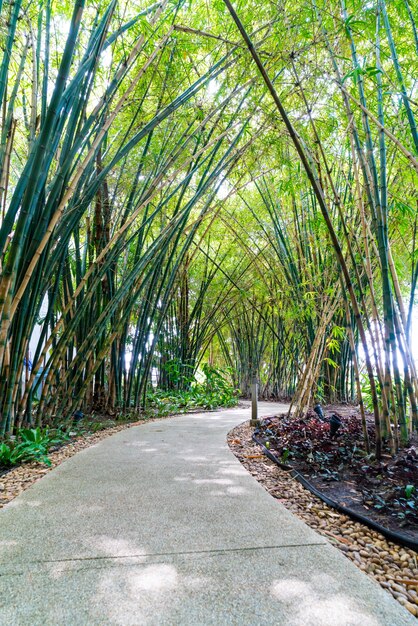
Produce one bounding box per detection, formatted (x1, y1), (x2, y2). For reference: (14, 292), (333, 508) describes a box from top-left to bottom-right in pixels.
(252, 434), (418, 553)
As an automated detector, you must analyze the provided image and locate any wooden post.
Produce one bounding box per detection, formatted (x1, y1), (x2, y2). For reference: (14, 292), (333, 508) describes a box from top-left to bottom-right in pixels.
(250, 377), (259, 427)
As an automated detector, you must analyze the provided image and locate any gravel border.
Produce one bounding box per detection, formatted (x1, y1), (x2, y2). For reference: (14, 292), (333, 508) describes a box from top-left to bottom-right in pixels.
(0, 404), (244, 510)
(228, 420), (418, 619)
(2, 412), (417, 619)
(0, 416), (169, 510)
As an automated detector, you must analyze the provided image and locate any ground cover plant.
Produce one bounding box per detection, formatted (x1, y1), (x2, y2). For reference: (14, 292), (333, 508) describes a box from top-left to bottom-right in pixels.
(257, 407), (418, 538)
(0, 363), (238, 469)
(0, 427), (69, 468)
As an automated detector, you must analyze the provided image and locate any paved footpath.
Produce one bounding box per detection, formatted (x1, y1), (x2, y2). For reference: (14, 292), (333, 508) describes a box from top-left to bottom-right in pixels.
(0, 402), (415, 626)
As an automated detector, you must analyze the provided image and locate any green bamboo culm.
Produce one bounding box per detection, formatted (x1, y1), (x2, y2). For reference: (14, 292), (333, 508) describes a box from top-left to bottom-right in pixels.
(0, 0), (416, 462)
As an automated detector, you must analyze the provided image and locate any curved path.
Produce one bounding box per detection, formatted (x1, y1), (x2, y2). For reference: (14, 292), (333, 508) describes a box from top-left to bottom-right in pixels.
(0, 402), (415, 625)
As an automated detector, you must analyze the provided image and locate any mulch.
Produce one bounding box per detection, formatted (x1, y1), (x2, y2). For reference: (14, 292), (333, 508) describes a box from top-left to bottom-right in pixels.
(258, 405), (418, 540)
(228, 420), (418, 619)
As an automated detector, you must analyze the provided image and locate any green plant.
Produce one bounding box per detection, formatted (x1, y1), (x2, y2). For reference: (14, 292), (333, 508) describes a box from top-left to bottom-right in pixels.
(405, 484), (415, 499)
(144, 364), (239, 416)
(199, 363), (239, 408)
(391, 484), (418, 524)
(0, 442), (22, 466)
(281, 448), (290, 463)
(360, 374), (382, 414)
(314, 382), (326, 405)
(162, 359), (183, 386)
(0, 428), (69, 468)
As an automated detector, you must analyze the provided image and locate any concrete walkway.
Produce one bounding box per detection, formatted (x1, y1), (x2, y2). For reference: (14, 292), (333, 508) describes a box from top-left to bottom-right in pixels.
(0, 402), (415, 626)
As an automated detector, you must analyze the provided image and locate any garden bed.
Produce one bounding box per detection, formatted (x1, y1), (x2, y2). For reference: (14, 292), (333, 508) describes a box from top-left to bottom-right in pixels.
(257, 405), (418, 543)
(228, 420), (418, 619)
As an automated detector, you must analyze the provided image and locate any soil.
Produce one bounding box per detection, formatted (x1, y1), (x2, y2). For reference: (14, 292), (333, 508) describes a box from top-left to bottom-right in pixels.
(228, 421), (418, 619)
(256, 405), (418, 542)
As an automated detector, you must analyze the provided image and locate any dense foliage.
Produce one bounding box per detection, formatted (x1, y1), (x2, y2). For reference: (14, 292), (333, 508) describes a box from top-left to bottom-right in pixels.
(0, 0), (417, 460)
(146, 364), (239, 415)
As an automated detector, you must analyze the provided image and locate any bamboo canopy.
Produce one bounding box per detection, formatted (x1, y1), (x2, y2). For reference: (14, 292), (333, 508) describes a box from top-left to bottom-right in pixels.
(0, 0), (417, 459)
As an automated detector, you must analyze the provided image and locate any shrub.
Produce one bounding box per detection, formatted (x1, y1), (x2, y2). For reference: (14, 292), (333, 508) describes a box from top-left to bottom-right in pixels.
(0, 427), (69, 468)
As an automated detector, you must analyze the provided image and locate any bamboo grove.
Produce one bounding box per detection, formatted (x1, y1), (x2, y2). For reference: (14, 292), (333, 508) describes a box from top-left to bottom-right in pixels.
(0, 0), (417, 459)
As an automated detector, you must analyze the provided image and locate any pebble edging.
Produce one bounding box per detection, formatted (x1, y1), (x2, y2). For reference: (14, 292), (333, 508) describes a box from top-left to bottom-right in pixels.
(2, 414), (416, 619)
(228, 421), (418, 619)
(0, 417), (169, 510)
